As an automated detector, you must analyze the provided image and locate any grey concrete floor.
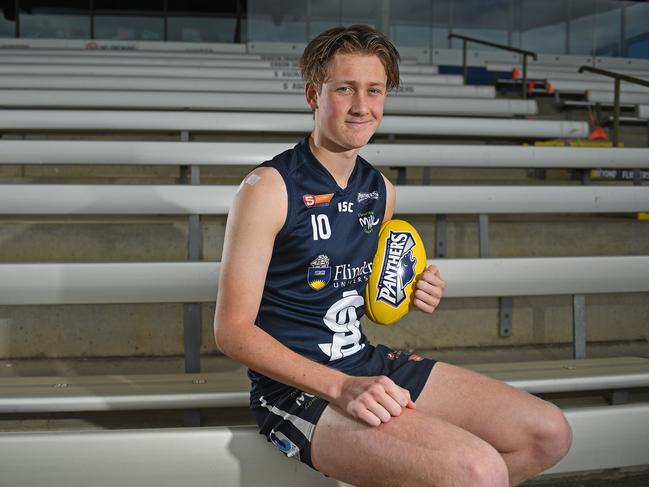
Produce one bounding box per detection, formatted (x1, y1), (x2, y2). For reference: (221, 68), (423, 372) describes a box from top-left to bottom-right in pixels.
(524, 467), (649, 486)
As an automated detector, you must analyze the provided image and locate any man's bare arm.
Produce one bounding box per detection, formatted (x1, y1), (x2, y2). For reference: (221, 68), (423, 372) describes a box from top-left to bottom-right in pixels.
(381, 173), (395, 223)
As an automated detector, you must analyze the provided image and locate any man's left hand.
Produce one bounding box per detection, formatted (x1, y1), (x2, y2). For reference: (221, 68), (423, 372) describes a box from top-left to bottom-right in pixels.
(413, 264), (445, 313)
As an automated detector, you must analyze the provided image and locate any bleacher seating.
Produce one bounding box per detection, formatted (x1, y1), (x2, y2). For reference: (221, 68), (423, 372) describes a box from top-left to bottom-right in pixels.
(1, 39), (648, 486)
(0, 89), (537, 116)
(0, 75), (498, 98)
(587, 90), (649, 106)
(0, 109), (589, 138)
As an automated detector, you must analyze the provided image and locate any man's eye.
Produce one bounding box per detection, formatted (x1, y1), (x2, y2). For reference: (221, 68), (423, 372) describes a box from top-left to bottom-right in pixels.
(369, 88), (383, 95)
(338, 86), (351, 93)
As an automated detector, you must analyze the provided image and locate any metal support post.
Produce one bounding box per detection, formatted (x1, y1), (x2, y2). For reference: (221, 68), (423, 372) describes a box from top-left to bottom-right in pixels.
(633, 169), (641, 186)
(422, 167), (430, 185)
(388, 134), (407, 186)
(607, 390), (630, 406)
(435, 215), (447, 258)
(572, 294), (587, 359)
(499, 297), (513, 337)
(462, 39), (468, 84)
(613, 78), (621, 147)
(478, 214), (489, 258)
(522, 55), (528, 100)
(180, 130), (203, 426)
(478, 214), (512, 337)
(395, 167), (407, 185)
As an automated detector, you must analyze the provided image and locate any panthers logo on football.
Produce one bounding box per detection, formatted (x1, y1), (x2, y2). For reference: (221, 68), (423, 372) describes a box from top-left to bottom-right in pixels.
(365, 220), (427, 326)
(377, 231), (417, 307)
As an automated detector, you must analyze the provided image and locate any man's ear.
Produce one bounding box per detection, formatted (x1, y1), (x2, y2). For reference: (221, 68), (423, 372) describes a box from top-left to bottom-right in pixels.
(305, 82), (319, 111)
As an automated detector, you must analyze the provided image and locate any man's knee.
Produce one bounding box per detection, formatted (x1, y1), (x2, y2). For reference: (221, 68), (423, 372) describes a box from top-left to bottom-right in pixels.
(416, 442), (508, 487)
(457, 444), (509, 487)
(531, 402), (573, 467)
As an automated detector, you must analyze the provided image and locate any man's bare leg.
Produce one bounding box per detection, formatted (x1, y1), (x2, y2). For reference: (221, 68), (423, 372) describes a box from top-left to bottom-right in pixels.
(311, 362), (571, 486)
(414, 363), (573, 485)
(311, 404), (509, 487)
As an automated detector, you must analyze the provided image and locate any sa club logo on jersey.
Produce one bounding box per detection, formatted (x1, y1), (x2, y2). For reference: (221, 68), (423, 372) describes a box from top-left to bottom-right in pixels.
(303, 193), (334, 208)
(358, 211), (380, 234)
(357, 191), (379, 205)
(376, 231), (417, 307)
(307, 255), (332, 291)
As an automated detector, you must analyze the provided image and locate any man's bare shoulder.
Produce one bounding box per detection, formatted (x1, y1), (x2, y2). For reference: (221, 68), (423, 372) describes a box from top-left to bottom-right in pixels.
(238, 166), (285, 195)
(233, 166), (287, 234)
(380, 172), (394, 192)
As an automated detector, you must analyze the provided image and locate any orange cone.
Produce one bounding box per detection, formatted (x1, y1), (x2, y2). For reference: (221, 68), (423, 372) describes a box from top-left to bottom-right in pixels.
(588, 126), (608, 140)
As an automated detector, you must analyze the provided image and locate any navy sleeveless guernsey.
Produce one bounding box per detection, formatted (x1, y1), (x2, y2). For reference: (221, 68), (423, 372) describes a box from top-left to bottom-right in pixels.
(250, 137), (386, 395)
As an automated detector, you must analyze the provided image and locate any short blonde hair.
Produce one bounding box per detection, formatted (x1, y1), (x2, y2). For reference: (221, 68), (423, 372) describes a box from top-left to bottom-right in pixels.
(300, 24), (400, 93)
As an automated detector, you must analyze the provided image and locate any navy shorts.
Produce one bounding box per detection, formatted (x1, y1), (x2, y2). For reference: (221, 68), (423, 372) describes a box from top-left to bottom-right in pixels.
(250, 344), (436, 470)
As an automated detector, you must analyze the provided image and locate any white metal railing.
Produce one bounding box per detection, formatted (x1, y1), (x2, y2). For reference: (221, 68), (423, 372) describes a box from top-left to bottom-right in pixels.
(0, 110), (589, 138)
(0, 90), (537, 116)
(1, 185), (647, 216)
(1, 257), (647, 305)
(4, 141), (646, 167)
(0, 75), (492, 98)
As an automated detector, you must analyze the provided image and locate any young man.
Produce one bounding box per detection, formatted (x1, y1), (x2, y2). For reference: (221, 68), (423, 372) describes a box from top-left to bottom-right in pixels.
(214, 25), (572, 487)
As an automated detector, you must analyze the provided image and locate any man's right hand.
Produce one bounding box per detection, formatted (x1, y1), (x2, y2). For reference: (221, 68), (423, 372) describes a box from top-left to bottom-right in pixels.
(334, 375), (416, 427)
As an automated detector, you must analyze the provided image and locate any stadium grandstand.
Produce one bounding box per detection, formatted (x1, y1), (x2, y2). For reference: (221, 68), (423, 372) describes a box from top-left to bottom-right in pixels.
(0, 1), (648, 486)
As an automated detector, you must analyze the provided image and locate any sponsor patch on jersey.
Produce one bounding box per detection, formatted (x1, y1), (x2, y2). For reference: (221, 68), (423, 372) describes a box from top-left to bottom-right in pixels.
(376, 230), (417, 308)
(307, 255), (331, 291)
(357, 191), (379, 205)
(303, 193), (334, 208)
(358, 211), (380, 234)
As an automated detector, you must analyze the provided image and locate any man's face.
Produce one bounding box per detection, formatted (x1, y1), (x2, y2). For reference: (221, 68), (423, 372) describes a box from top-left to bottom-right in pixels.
(308, 53), (388, 152)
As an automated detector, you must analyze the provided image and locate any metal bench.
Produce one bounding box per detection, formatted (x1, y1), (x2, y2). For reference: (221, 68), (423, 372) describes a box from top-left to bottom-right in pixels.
(0, 109), (590, 138)
(0, 89), (538, 116)
(1, 356), (648, 414)
(0, 75), (494, 98)
(2, 140), (647, 168)
(0, 257), (648, 481)
(0, 52), (439, 75)
(0, 403), (648, 485)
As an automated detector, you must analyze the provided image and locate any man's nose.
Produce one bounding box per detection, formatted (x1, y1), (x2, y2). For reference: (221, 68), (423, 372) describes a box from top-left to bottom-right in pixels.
(350, 92), (370, 115)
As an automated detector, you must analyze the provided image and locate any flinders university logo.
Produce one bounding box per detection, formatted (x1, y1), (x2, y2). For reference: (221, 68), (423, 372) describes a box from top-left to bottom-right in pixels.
(376, 231), (417, 307)
(307, 255), (332, 291)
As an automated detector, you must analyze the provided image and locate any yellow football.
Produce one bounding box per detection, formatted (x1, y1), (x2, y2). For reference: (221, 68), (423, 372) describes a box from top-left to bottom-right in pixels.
(365, 219), (427, 325)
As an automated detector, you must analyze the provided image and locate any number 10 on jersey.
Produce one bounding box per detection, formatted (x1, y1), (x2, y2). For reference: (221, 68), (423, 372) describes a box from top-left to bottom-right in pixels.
(311, 214), (331, 240)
